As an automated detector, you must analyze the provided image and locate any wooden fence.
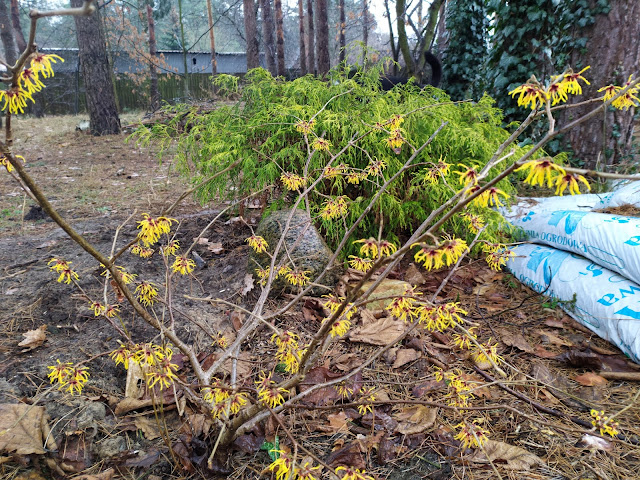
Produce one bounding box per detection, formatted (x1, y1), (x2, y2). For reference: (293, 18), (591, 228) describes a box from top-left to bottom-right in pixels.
(29, 73), (215, 115)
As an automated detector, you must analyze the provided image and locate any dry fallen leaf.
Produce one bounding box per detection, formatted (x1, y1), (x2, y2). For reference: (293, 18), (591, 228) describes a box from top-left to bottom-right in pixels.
(134, 416), (162, 440)
(497, 328), (533, 353)
(240, 274), (254, 296)
(537, 329), (573, 347)
(472, 440), (542, 470)
(349, 314), (408, 346)
(576, 434), (613, 451)
(393, 406), (437, 435)
(69, 468), (115, 480)
(392, 348), (421, 368)
(18, 325), (47, 351)
(0, 404), (49, 455)
(324, 412), (350, 434)
(574, 372), (608, 386)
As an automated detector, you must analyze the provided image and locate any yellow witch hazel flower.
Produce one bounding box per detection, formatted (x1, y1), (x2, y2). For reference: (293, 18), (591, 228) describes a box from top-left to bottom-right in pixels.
(30, 52), (64, 78)
(483, 243), (516, 271)
(285, 269), (311, 286)
(454, 421), (489, 449)
(47, 360), (89, 395)
(136, 213), (176, 246)
(561, 66), (591, 95)
(256, 372), (288, 408)
(555, 173), (591, 196)
(335, 466), (376, 480)
(320, 195), (348, 220)
(590, 409), (620, 437)
(135, 280), (158, 306)
(172, 255), (196, 275)
(0, 87), (33, 114)
(245, 235), (268, 253)
(603, 75), (640, 110)
(280, 171), (306, 191)
(312, 137), (332, 151)
(295, 118), (315, 134)
(268, 450), (293, 480)
(475, 187), (510, 208)
(509, 76), (547, 110)
(48, 257), (79, 284)
(348, 255), (374, 272)
(0, 153), (24, 172)
(19, 68), (45, 96)
(516, 158), (566, 188)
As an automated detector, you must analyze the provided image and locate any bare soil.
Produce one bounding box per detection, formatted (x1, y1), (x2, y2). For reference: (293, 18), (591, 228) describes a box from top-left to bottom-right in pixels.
(1, 115), (640, 480)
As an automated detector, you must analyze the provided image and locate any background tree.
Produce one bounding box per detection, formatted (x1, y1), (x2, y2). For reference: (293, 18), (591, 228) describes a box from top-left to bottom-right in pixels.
(244, 0), (260, 69)
(146, 3), (159, 111)
(315, 0), (329, 75)
(306, 0), (314, 74)
(338, 0), (345, 63)
(206, 0), (217, 75)
(274, 0), (285, 75)
(0, 0), (17, 65)
(440, 0), (487, 100)
(298, 0), (306, 74)
(259, 0), (277, 75)
(9, 0), (25, 53)
(71, 0), (121, 135)
(561, 0), (640, 168)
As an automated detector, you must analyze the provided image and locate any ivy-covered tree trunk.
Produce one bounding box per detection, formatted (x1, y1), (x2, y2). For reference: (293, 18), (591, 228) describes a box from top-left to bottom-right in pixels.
(298, 0), (307, 74)
(274, 0), (285, 76)
(71, 0), (121, 135)
(315, 0), (329, 75)
(146, 4), (159, 112)
(440, 0), (487, 100)
(244, 0), (260, 69)
(306, 0), (315, 74)
(563, 0), (640, 168)
(259, 0), (277, 75)
(0, 0), (17, 65)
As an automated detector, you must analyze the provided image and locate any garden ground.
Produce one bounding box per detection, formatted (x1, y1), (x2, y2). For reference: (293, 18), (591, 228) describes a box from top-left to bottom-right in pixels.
(1, 114), (639, 480)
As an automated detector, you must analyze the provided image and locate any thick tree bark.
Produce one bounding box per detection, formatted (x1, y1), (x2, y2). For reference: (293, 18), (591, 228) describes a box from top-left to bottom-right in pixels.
(71, 0), (121, 135)
(9, 0), (25, 53)
(396, 0), (415, 74)
(338, 0), (345, 64)
(416, 0), (442, 73)
(260, 0), (277, 75)
(362, 0), (369, 56)
(563, 1), (640, 168)
(315, 0), (329, 75)
(274, 0), (285, 76)
(244, 0), (260, 69)
(0, 0), (17, 65)
(306, 0), (315, 74)
(146, 4), (159, 111)
(298, 0), (306, 74)
(384, 0), (398, 74)
(206, 0), (218, 75)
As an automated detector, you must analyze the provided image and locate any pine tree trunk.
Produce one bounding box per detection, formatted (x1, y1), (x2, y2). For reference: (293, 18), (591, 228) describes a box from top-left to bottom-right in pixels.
(338, 0), (346, 64)
(396, 0), (415, 74)
(0, 0), (17, 65)
(384, 0), (398, 73)
(206, 0), (218, 75)
(146, 4), (159, 112)
(71, 0), (121, 135)
(9, 0), (25, 53)
(244, 0), (260, 69)
(298, 0), (306, 74)
(260, 0), (277, 75)
(362, 0), (369, 57)
(315, 0), (329, 75)
(306, 0), (315, 74)
(563, 0), (640, 169)
(274, 0), (285, 76)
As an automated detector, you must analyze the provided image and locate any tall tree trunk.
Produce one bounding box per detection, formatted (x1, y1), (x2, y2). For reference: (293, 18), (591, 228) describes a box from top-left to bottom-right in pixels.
(9, 0), (25, 53)
(384, 0), (398, 74)
(563, 1), (640, 169)
(71, 0), (121, 135)
(416, 0), (442, 73)
(315, 0), (329, 75)
(0, 0), (17, 65)
(177, 0), (188, 97)
(396, 0), (415, 75)
(206, 0), (217, 75)
(260, 0), (277, 75)
(244, 0), (259, 69)
(146, 4), (159, 111)
(338, 0), (345, 64)
(298, 0), (306, 74)
(274, 0), (285, 76)
(306, 0), (315, 74)
(362, 0), (369, 59)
